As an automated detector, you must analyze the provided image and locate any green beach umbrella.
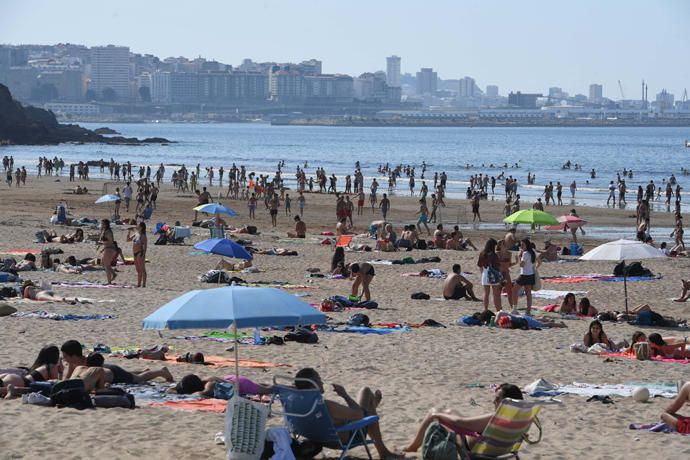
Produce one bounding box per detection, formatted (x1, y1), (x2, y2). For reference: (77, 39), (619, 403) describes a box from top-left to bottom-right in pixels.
(503, 209), (559, 226)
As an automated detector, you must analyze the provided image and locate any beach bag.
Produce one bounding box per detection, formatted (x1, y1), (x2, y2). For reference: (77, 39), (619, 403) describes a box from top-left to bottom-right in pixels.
(347, 313), (371, 327)
(487, 266), (503, 285)
(283, 328), (319, 344)
(422, 421), (459, 460)
(213, 381), (235, 400)
(246, 225), (257, 235)
(416, 240), (428, 250)
(93, 388), (135, 409)
(354, 300), (378, 309)
(50, 379), (93, 410)
(201, 270), (230, 283)
(411, 292), (431, 300)
(633, 342), (650, 360)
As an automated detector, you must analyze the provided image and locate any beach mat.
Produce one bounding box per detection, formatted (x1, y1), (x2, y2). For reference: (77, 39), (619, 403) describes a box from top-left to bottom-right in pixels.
(10, 310), (115, 321)
(124, 354), (291, 369)
(528, 382), (678, 398)
(602, 351), (690, 365)
(148, 399), (227, 413)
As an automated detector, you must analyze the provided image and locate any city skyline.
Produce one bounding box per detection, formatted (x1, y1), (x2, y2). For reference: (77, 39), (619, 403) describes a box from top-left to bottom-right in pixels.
(3, 0), (689, 98)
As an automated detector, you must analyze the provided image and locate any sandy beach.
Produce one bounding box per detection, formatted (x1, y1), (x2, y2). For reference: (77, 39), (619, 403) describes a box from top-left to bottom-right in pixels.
(1, 175), (688, 460)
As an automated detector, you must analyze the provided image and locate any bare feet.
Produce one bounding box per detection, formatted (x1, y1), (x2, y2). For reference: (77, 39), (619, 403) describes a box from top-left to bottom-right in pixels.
(161, 367), (174, 382)
(4, 384), (19, 399)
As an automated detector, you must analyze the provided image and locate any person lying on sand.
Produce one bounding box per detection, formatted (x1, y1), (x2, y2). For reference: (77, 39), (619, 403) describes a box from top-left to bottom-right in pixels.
(443, 264), (480, 301)
(170, 374), (273, 398)
(402, 384), (525, 452)
(1, 345), (63, 398)
(21, 280), (88, 304)
(295, 368), (402, 459)
(661, 382), (690, 433)
(39, 228), (84, 244)
(583, 320), (614, 349)
(646, 333), (689, 359)
(60, 341), (173, 385)
(215, 259), (252, 271)
(254, 248), (297, 256)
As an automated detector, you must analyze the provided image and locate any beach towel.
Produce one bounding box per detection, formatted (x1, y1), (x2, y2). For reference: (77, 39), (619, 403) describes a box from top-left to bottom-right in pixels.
(148, 399), (228, 413)
(528, 382), (677, 398)
(328, 326), (411, 335)
(602, 351), (690, 365)
(10, 310), (115, 321)
(51, 280), (134, 288)
(0, 250), (41, 255)
(126, 354), (291, 369)
(530, 289), (588, 300)
(629, 422), (690, 435)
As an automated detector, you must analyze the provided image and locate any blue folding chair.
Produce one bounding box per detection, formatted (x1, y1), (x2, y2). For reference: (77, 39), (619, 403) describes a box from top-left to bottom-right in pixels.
(271, 376), (379, 460)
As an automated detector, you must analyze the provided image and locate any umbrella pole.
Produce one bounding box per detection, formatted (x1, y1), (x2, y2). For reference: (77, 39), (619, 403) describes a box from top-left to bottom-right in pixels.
(623, 263), (629, 317)
(233, 321), (240, 396)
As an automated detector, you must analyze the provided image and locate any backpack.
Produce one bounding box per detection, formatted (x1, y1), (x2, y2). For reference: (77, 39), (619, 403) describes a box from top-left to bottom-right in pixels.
(411, 292), (431, 300)
(284, 328), (319, 344)
(50, 379), (93, 410)
(422, 421), (459, 460)
(201, 270), (230, 283)
(416, 240), (428, 250)
(347, 313), (371, 327)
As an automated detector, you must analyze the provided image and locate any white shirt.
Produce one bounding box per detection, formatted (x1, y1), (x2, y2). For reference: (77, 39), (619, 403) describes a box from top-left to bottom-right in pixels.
(520, 251), (535, 275)
(123, 186), (133, 199)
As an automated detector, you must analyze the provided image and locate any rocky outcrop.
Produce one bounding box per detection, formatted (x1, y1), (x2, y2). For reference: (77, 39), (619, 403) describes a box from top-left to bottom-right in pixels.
(0, 84), (172, 145)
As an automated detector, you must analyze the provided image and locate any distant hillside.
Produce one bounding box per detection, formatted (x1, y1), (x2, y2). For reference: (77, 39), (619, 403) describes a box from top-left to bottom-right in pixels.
(0, 84), (171, 145)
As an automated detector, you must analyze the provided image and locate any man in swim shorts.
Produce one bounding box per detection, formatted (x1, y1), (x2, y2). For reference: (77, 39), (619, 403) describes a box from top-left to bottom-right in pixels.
(443, 264), (479, 301)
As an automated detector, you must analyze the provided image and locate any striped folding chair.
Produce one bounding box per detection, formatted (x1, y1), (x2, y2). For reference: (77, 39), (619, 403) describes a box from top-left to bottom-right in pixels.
(450, 398), (542, 459)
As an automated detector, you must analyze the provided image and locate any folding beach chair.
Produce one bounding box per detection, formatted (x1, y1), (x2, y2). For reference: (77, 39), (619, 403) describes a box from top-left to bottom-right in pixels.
(224, 395), (268, 460)
(271, 375), (379, 460)
(448, 398), (542, 459)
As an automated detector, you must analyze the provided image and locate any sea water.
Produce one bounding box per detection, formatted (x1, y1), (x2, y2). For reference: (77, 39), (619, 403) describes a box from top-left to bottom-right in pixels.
(3, 123), (689, 213)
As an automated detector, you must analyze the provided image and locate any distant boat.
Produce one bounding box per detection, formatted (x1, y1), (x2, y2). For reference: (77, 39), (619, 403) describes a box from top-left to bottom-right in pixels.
(686, 139), (690, 148)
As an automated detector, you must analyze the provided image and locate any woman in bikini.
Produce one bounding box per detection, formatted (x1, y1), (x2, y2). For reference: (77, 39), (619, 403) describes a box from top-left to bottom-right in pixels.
(1, 345), (63, 398)
(349, 262), (375, 301)
(662, 382), (690, 433)
(578, 297), (598, 317)
(59, 228), (84, 244)
(647, 333), (689, 359)
(583, 320), (613, 349)
(21, 280), (84, 304)
(127, 221), (147, 287)
(99, 219), (118, 284)
(559, 292), (578, 314)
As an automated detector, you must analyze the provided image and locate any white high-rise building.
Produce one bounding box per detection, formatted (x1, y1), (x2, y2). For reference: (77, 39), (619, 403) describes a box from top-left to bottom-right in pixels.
(151, 71), (171, 103)
(89, 45), (130, 100)
(589, 83), (603, 103)
(458, 76), (477, 98)
(486, 85), (499, 97)
(386, 55), (401, 88)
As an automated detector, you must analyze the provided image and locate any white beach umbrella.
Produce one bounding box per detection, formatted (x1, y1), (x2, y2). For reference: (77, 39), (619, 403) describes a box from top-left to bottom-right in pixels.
(579, 239), (665, 315)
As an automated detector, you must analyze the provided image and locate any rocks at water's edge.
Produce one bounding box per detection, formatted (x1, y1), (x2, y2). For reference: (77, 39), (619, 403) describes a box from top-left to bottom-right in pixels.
(0, 84), (173, 145)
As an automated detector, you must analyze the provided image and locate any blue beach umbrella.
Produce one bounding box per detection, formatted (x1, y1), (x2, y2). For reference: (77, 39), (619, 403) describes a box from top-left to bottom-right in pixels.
(142, 285), (326, 387)
(194, 238), (253, 260)
(193, 203), (239, 217)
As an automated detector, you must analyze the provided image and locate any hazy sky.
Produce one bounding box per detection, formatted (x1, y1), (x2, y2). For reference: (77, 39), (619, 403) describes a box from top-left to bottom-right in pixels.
(3, 0), (689, 98)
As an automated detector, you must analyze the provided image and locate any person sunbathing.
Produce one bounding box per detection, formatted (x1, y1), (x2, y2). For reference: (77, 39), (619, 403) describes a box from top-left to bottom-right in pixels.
(583, 320), (614, 349)
(21, 280), (85, 303)
(1, 345), (63, 398)
(536, 240), (559, 267)
(171, 374), (273, 398)
(295, 368), (402, 459)
(661, 382), (690, 433)
(443, 264), (480, 301)
(450, 227), (477, 250)
(215, 258), (252, 271)
(14, 253), (37, 271)
(559, 292), (578, 314)
(578, 297), (598, 317)
(255, 247), (297, 256)
(403, 384), (525, 453)
(61, 341), (173, 384)
(52, 257), (83, 274)
(59, 228), (84, 244)
(647, 333), (689, 359)
(287, 215), (307, 238)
